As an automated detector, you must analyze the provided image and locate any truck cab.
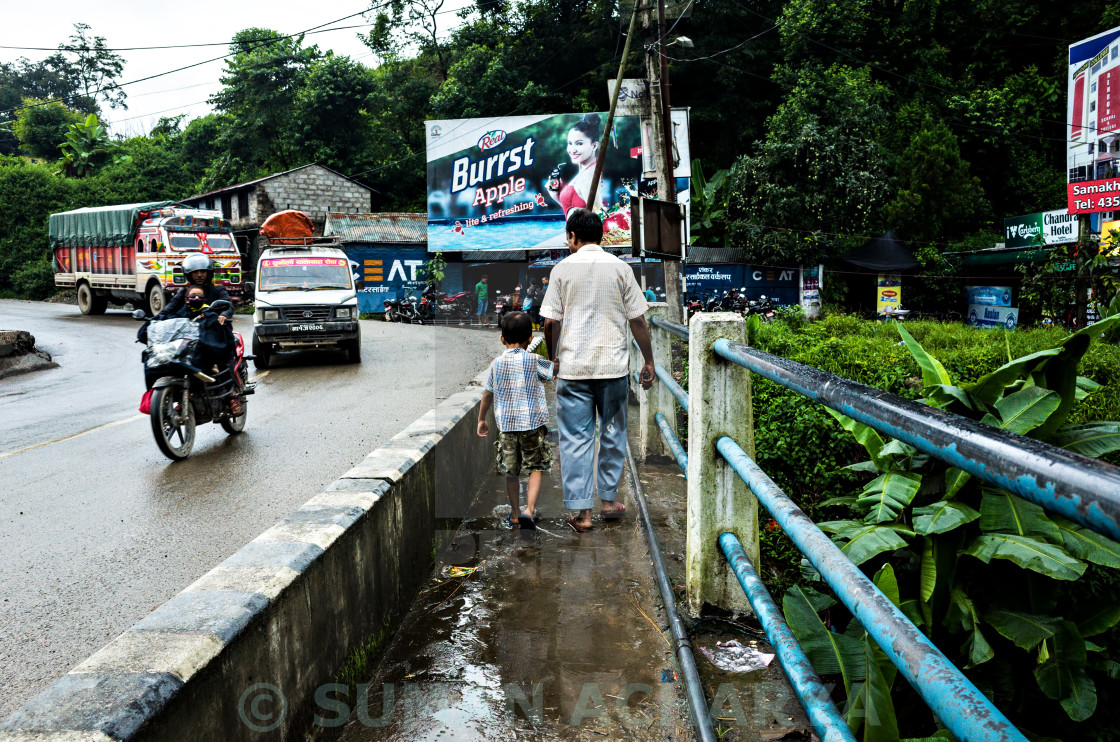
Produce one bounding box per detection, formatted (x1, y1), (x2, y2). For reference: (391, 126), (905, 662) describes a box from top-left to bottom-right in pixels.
(251, 240), (362, 369)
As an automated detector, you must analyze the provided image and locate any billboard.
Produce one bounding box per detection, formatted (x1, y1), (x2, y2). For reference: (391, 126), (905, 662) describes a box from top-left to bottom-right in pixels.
(1003, 210), (1078, 248)
(1067, 27), (1120, 213)
(425, 112), (688, 253)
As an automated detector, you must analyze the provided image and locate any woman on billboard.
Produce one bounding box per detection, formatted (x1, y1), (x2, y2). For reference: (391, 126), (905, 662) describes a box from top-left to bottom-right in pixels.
(546, 113), (605, 216)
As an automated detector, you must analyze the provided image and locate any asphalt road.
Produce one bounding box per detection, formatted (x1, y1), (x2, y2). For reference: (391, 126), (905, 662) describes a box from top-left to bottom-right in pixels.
(0, 299), (500, 719)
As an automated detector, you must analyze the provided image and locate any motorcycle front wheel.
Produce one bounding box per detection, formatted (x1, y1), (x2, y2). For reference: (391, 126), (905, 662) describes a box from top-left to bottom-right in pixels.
(151, 386), (195, 460)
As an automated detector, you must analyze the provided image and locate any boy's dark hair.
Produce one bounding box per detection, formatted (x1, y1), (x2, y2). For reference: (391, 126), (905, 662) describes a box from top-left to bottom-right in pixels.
(481, 274), (488, 280)
(565, 208), (602, 245)
(500, 311), (533, 344)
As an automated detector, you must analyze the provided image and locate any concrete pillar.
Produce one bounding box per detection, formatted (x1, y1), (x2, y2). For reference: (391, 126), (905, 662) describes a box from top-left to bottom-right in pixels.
(640, 303), (674, 461)
(686, 311), (756, 615)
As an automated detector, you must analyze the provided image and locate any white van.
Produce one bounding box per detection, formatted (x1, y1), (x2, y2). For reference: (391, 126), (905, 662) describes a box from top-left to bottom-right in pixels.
(251, 242), (362, 369)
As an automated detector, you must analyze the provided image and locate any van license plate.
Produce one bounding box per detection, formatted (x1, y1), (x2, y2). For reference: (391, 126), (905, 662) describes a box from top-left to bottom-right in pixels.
(294, 323), (324, 332)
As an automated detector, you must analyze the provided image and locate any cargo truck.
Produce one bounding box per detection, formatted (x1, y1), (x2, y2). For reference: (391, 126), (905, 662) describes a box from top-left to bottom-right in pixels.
(50, 201), (242, 316)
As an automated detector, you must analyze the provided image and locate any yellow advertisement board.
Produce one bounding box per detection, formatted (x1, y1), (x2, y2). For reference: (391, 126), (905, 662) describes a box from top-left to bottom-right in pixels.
(877, 274), (902, 316)
(1101, 219), (1120, 255)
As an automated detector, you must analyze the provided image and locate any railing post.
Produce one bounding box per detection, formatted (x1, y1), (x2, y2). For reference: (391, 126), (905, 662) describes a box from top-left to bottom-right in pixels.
(686, 311), (756, 615)
(640, 303), (673, 461)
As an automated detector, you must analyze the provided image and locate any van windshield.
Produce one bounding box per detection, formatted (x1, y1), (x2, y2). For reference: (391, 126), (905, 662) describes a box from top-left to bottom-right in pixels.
(259, 256), (352, 291)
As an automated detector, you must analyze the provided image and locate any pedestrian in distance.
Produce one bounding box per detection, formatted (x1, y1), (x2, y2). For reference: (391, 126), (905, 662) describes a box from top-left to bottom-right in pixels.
(475, 274), (490, 325)
(524, 277), (544, 329)
(540, 208), (655, 533)
(644, 286), (656, 303)
(476, 311), (558, 529)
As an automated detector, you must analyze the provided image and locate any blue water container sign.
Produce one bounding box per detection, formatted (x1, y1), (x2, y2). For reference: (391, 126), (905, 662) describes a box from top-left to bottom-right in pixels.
(966, 286), (1012, 307)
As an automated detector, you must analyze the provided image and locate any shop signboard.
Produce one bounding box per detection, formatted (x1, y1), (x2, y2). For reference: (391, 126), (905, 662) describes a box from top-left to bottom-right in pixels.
(1004, 210), (1077, 248)
(1066, 27), (1120, 213)
(876, 273), (902, 315)
(344, 246), (429, 313)
(968, 304), (1019, 330)
(425, 112), (689, 253)
(966, 286), (1012, 307)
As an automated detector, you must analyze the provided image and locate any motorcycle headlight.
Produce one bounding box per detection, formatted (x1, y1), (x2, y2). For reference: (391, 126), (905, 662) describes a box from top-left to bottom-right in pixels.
(336, 307), (353, 319)
(262, 309), (280, 321)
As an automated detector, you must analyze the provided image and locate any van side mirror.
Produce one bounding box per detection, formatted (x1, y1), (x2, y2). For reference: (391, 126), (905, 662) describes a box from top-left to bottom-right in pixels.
(243, 281), (255, 297)
(355, 278), (365, 290)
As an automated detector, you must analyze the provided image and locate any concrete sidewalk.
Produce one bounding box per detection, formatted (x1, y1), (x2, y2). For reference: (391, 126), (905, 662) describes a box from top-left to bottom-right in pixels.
(338, 399), (811, 741)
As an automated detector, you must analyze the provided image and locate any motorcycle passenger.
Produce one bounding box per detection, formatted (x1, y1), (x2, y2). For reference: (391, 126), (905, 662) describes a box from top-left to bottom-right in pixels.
(159, 254), (233, 326)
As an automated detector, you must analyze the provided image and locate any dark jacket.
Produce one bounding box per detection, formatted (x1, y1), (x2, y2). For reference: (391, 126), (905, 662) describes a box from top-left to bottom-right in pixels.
(160, 284), (233, 320)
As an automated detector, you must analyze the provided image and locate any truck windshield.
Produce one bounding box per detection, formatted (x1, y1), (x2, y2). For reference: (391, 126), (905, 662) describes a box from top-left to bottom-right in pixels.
(207, 234), (236, 252)
(168, 234), (201, 250)
(259, 257), (352, 291)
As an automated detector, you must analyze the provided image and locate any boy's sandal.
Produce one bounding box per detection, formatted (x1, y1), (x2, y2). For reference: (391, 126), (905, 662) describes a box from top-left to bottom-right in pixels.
(506, 514), (518, 528)
(601, 504), (626, 521)
(517, 514), (537, 530)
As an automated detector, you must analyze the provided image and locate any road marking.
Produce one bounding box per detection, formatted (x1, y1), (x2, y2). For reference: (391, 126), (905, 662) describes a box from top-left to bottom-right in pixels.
(0, 414), (145, 460)
(250, 370), (270, 382)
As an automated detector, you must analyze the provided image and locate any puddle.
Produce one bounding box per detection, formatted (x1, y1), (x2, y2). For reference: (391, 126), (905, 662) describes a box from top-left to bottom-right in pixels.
(335, 403), (810, 742)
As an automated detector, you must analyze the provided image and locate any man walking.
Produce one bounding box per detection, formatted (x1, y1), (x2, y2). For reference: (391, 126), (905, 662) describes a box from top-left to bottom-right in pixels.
(475, 274), (490, 325)
(540, 208), (655, 532)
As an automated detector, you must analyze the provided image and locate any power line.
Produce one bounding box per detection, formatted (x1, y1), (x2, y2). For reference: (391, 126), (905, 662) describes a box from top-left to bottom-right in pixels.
(0, 5), (388, 117)
(0, 22), (376, 53)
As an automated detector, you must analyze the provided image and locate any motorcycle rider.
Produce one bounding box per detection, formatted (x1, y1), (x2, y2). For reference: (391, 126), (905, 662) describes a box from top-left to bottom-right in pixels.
(158, 254), (234, 326)
(156, 254), (242, 412)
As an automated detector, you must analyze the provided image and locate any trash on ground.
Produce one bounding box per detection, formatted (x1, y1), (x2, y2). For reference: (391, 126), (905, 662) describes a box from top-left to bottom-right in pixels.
(446, 566), (478, 578)
(700, 639), (775, 673)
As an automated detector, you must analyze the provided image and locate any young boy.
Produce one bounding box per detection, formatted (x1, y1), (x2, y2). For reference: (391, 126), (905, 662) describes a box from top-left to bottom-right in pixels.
(476, 311), (556, 529)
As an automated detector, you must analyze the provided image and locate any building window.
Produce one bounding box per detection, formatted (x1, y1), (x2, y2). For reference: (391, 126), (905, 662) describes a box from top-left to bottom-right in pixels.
(238, 191), (249, 219)
(1093, 82), (1098, 93)
(221, 194), (232, 220)
(1113, 46), (1118, 60)
(1091, 101), (1097, 112)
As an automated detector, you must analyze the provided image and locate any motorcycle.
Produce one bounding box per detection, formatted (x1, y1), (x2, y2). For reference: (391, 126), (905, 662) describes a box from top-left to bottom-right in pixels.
(421, 284), (473, 320)
(745, 294), (777, 321)
(397, 292), (424, 323)
(133, 300), (254, 461)
(686, 294), (706, 319)
(383, 297), (401, 322)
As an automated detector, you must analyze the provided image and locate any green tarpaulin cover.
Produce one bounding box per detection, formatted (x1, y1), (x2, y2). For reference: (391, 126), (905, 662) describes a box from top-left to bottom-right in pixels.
(49, 201), (181, 249)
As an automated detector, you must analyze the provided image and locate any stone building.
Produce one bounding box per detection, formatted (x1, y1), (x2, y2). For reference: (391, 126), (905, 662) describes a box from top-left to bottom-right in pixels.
(181, 164), (376, 269)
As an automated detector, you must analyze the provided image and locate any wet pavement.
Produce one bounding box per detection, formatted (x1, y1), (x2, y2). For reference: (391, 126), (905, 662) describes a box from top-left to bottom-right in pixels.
(0, 299), (504, 718)
(338, 398), (813, 742)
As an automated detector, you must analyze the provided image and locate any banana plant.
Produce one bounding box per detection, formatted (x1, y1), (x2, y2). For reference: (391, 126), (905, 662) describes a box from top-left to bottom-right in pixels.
(786, 319), (1120, 736)
(59, 113), (111, 177)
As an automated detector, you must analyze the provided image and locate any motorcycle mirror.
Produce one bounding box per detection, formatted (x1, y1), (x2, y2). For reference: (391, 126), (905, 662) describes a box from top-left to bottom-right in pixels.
(132, 309), (147, 321)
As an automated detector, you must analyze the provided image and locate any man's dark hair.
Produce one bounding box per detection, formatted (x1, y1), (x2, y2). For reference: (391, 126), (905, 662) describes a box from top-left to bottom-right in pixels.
(566, 208), (602, 245)
(481, 274), (488, 280)
(500, 311), (533, 344)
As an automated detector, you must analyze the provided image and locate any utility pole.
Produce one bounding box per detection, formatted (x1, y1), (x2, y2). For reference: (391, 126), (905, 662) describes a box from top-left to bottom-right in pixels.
(645, 0), (683, 323)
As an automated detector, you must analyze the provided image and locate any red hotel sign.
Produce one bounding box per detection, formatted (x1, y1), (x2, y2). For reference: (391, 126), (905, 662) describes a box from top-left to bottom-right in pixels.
(1068, 177), (1120, 213)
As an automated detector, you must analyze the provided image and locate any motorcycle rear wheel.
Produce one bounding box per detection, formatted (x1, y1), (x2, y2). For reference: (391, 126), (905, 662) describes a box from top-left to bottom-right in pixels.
(151, 387), (195, 460)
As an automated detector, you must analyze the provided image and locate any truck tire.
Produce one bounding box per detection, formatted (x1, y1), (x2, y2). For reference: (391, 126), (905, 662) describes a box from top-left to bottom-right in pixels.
(147, 283), (167, 317)
(77, 283), (107, 315)
(346, 335), (362, 364)
(252, 334), (271, 370)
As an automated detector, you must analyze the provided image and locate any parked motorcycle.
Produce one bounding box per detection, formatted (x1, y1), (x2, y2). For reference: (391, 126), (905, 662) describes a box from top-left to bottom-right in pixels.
(686, 294), (706, 319)
(397, 292), (424, 323)
(421, 284), (473, 320)
(133, 300), (254, 461)
(745, 294), (777, 321)
(383, 297), (401, 322)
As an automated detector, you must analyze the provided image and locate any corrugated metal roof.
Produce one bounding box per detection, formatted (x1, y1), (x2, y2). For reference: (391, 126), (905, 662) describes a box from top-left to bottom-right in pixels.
(324, 212), (427, 243)
(461, 251), (527, 262)
(687, 246), (749, 264)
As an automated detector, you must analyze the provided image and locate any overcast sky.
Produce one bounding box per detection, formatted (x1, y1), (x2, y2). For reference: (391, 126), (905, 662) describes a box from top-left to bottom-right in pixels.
(2, 0), (472, 135)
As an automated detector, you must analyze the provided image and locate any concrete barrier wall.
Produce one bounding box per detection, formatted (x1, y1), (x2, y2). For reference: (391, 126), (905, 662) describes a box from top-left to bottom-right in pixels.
(0, 375), (492, 741)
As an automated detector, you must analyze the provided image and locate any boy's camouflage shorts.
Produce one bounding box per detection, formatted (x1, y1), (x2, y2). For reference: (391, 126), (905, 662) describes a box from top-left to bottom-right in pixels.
(494, 425), (552, 476)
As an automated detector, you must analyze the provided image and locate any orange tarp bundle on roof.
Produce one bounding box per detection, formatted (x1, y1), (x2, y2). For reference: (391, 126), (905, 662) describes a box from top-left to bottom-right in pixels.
(260, 210), (314, 244)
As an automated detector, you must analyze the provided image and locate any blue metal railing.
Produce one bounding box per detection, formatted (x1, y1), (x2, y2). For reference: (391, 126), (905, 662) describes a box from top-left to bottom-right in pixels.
(635, 314), (1120, 742)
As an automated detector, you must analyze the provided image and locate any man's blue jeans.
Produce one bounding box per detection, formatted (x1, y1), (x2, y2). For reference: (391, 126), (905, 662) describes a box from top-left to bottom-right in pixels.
(477, 298), (488, 316)
(556, 376), (628, 510)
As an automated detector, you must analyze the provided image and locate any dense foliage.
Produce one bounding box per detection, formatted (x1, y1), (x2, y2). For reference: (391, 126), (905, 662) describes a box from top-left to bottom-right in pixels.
(740, 316), (1120, 740)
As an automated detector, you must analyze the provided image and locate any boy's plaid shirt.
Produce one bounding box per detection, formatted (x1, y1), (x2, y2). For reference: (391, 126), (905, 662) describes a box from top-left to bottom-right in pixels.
(484, 348), (554, 433)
